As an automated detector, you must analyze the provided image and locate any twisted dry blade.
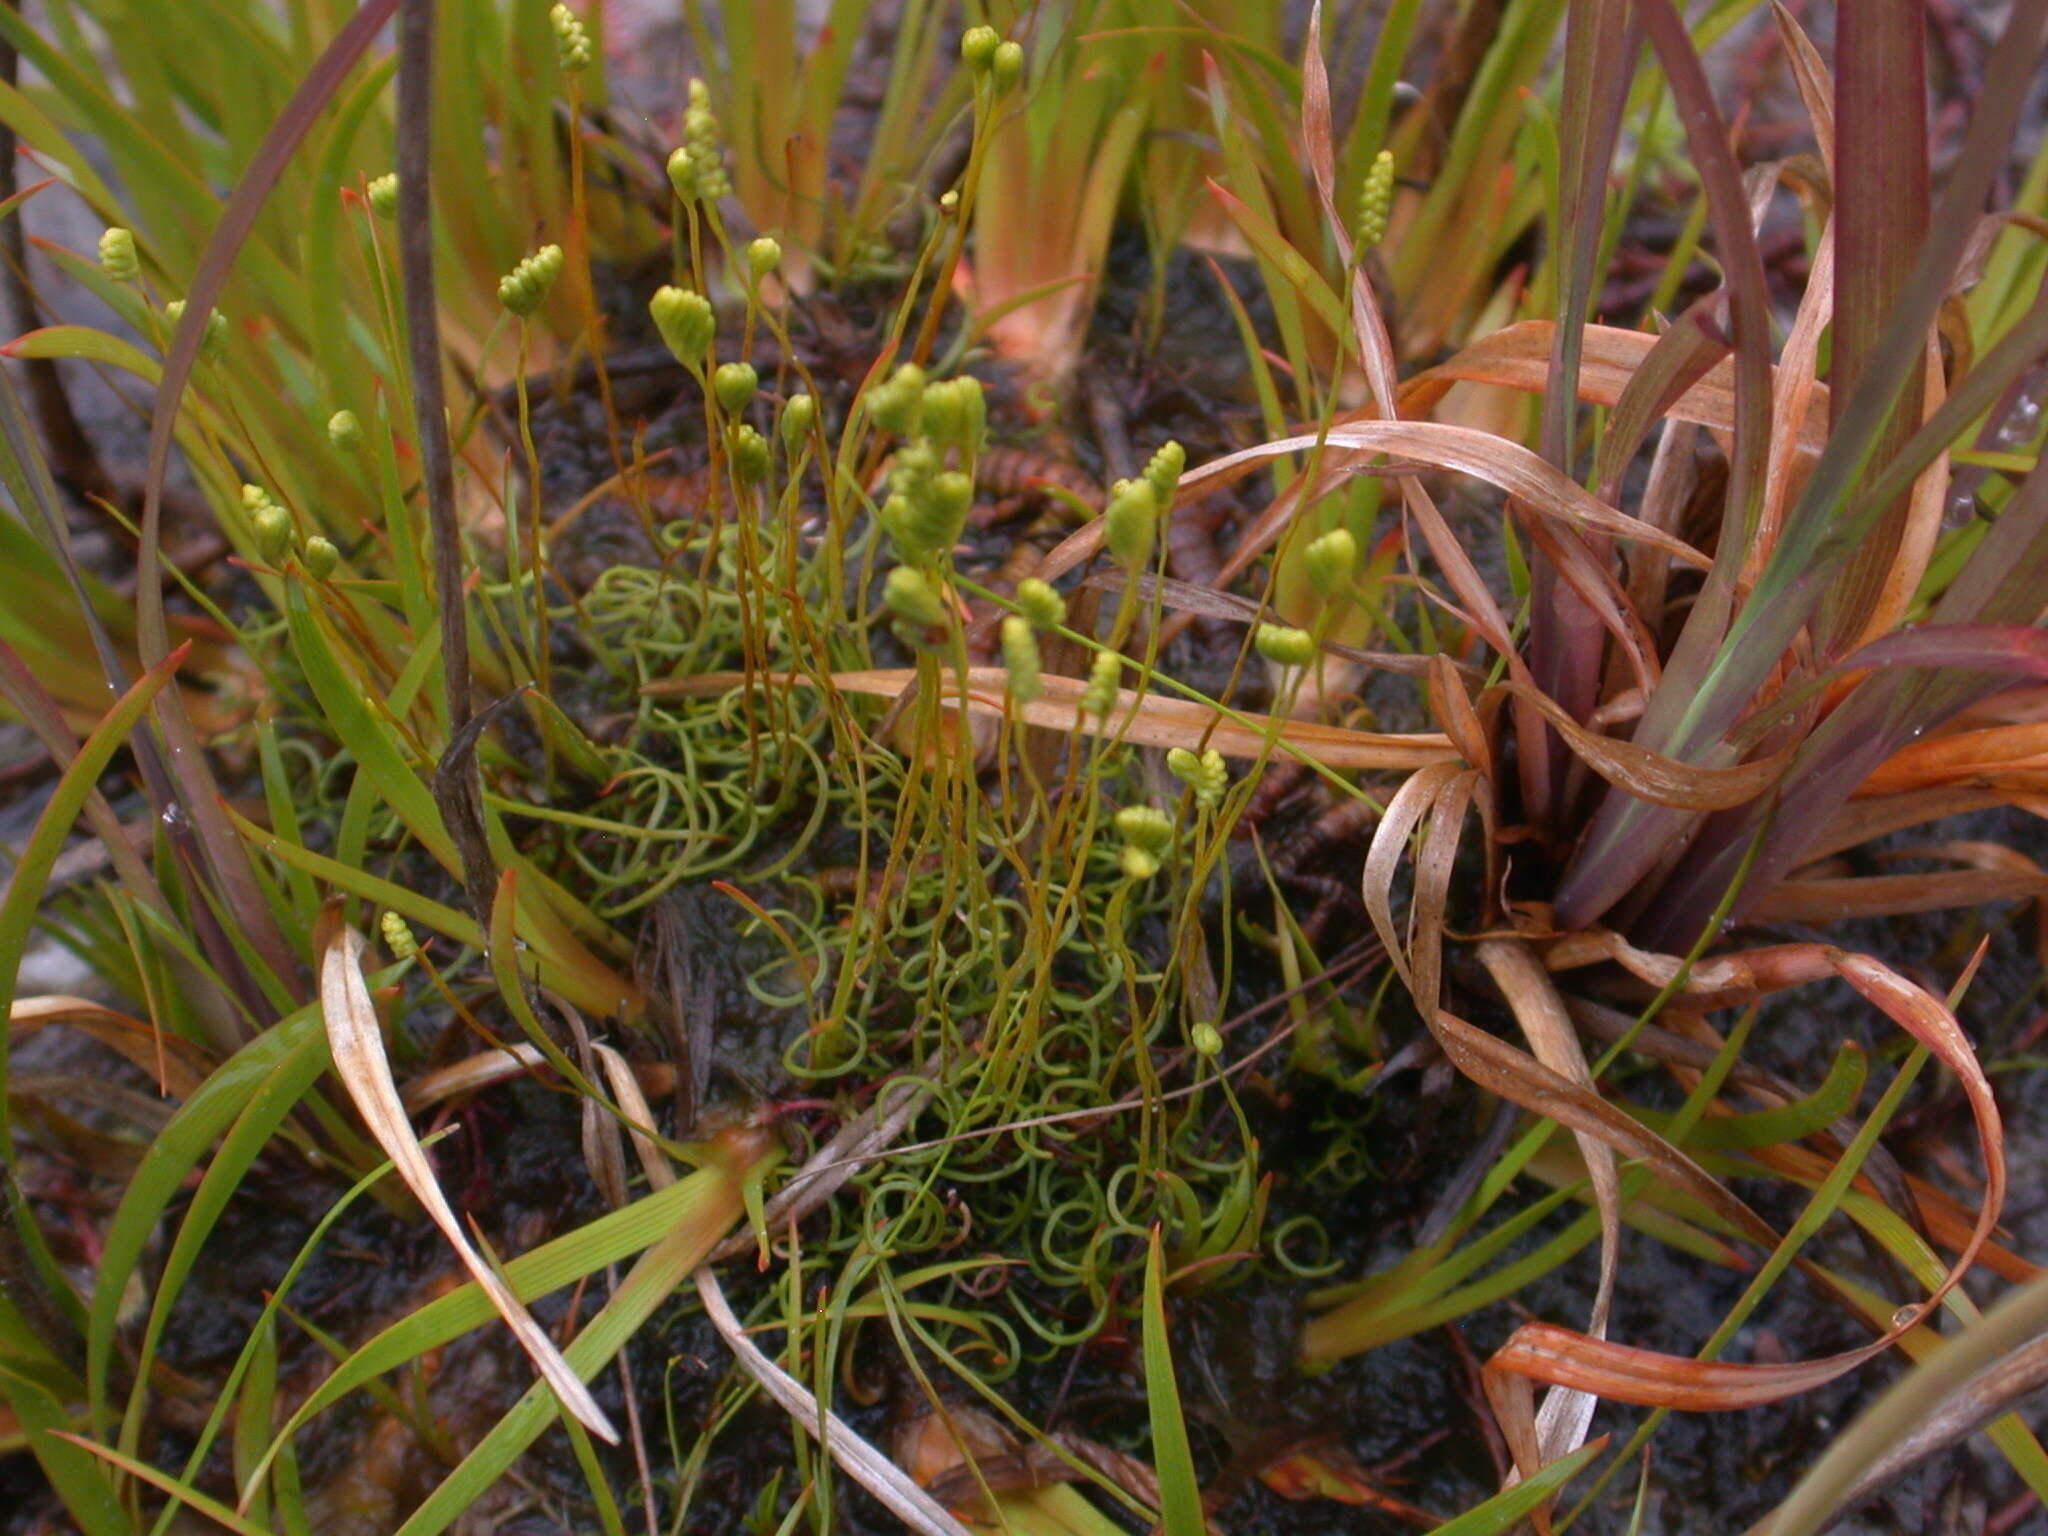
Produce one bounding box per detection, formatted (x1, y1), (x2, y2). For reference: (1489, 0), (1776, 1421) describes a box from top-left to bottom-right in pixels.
(319, 926), (619, 1443)
(694, 1266), (976, 1536)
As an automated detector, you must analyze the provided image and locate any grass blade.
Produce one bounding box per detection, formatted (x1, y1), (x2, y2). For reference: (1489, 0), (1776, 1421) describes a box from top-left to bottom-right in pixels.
(1426, 1440), (1604, 1536)
(133, 0), (399, 1001)
(0, 643), (187, 1134)
(395, 0), (493, 926)
(1142, 1228), (1203, 1536)
(1560, 0), (2048, 929)
(1818, 0), (1930, 650)
(1475, 938), (1617, 1472)
(318, 924), (618, 1444)
(694, 1266), (974, 1536)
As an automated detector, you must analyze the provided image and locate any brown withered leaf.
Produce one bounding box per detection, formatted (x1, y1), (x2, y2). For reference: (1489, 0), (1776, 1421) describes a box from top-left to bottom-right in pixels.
(319, 925), (618, 1444)
(1476, 938), (1621, 1472)
(1483, 949), (2004, 1417)
(652, 669), (1459, 773)
(1497, 682), (1794, 810)
(1746, 868), (2048, 925)
(1398, 320), (1830, 454)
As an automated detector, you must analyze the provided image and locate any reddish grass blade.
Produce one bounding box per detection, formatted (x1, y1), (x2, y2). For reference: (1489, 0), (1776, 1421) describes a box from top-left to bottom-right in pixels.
(1525, 0), (1639, 822)
(1541, 0), (1636, 478)
(1181, 422), (1711, 567)
(1642, 417), (2048, 948)
(1747, 224), (1836, 583)
(1762, 1306), (2048, 1534)
(1801, 785), (2011, 863)
(1745, 869), (2048, 925)
(132, 0), (400, 1002)
(1300, 0), (1398, 413)
(1494, 681), (1792, 810)
(1566, 1), (2048, 930)
(395, 0), (497, 931)
(720, 669), (1459, 771)
(1769, 1), (1835, 169)
(1591, 295), (1731, 502)
(0, 356), (265, 1026)
(1484, 951), (2003, 1415)
(1549, 0), (1776, 928)
(1834, 623), (2048, 679)
(1817, 0), (1930, 652)
(1477, 938), (1619, 1474)
(1402, 319), (1829, 455)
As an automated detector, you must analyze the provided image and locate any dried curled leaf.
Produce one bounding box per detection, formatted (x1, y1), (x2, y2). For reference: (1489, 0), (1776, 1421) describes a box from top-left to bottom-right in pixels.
(1399, 320), (1829, 454)
(652, 669), (1458, 772)
(1495, 680), (1795, 810)
(1179, 422), (1712, 570)
(319, 925), (618, 1443)
(1483, 948), (2004, 1416)
(694, 1267), (974, 1536)
(1477, 939), (1620, 1475)
(10, 996), (205, 1099)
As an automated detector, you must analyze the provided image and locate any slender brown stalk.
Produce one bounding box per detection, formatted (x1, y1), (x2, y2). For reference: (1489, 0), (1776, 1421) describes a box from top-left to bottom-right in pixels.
(397, 0), (497, 924)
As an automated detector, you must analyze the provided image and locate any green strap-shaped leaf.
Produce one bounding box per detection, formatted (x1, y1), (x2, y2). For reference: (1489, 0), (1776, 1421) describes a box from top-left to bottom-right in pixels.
(1142, 1227), (1204, 1536)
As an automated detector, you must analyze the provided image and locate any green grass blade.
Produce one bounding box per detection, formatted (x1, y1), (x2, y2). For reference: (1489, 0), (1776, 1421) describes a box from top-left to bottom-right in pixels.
(395, 1214), (741, 1536)
(52, 1434), (271, 1536)
(1426, 1440), (1604, 1535)
(240, 1140), (775, 1504)
(0, 642), (187, 1128)
(0, 1362), (132, 1536)
(1142, 1227), (1203, 1536)
(85, 1006), (325, 1437)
